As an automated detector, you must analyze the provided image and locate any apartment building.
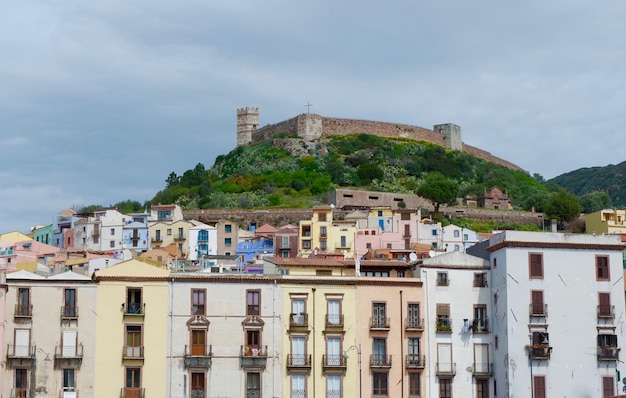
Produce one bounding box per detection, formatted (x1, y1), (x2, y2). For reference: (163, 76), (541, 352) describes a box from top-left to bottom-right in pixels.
(584, 208), (626, 235)
(420, 251), (493, 398)
(3, 270), (96, 398)
(299, 206), (357, 259)
(483, 231), (626, 398)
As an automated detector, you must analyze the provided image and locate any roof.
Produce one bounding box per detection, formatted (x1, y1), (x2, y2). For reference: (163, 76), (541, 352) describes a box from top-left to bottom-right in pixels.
(265, 258), (346, 267)
(341, 259), (410, 268)
(255, 224), (276, 234)
(6, 269), (45, 280)
(420, 251), (489, 268)
(48, 271), (92, 281)
(0, 231), (32, 242)
(94, 258), (170, 278)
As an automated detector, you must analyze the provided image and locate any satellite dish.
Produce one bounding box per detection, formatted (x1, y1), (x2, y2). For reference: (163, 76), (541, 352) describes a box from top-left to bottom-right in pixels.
(409, 253), (417, 262)
(428, 250), (435, 258)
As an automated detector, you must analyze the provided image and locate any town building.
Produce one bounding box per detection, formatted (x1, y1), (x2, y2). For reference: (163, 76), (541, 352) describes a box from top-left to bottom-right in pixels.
(584, 208), (626, 235)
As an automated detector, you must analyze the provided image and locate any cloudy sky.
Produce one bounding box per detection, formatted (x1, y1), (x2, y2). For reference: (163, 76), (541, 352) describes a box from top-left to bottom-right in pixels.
(2, 1), (625, 233)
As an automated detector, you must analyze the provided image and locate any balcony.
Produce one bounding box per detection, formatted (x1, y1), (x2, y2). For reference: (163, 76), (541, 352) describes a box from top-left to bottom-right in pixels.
(0, 249), (14, 256)
(11, 389), (29, 398)
(598, 347), (620, 361)
(122, 345), (144, 360)
(405, 317), (424, 332)
(286, 354), (312, 371)
(335, 243), (352, 250)
(7, 344), (35, 367)
(472, 362), (493, 376)
(370, 317), (390, 331)
(61, 306), (78, 321)
(120, 387), (144, 398)
(405, 354), (425, 369)
(529, 304), (548, 318)
(436, 318), (452, 333)
(598, 305), (615, 319)
(240, 345), (268, 369)
(322, 354), (347, 372)
(59, 390), (79, 398)
(15, 304), (33, 319)
(184, 344), (212, 368)
(123, 303), (145, 317)
(151, 237), (162, 243)
(435, 362), (456, 376)
(174, 234), (186, 241)
(289, 313), (309, 331)
(529, 344), (551, 360)
(370, 354), (392, 368)
(325, 314), (344, 330)
(472, 318), (489, 334)
(55, 344), (84, 368)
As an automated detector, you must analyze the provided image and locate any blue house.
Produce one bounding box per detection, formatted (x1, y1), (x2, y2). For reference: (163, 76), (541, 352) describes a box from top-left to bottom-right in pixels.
(236, 239), (274, 267)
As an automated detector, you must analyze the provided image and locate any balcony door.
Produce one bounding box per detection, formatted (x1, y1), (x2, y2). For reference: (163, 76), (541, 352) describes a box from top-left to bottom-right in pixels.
(62, 330), (77, 357)
(191, 330), (206, 356)
(327, 337), (341, 366)
(291, 337), (306, 365)
(437, 343), (452, 373)
(125, 368), (141, 398)
(292, 299), (305, 325)
(15, 329), (30, 357)
(328, 300), (340, 325)
(473, 344), (489, 373)
(408, 338), (420, 365)
(63, 369), (76, 398)
(373, 338), (386, 365)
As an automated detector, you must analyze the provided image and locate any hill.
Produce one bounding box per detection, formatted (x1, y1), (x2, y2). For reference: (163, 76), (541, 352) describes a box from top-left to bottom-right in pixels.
(548, 162), (626, 206)
(151, 134), (548, 212)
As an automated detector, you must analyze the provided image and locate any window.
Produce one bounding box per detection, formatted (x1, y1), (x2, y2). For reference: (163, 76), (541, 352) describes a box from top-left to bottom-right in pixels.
(225, 238), (232, 247)
(473, 273), (487, 288)
(533, 375), (545, 398)
(291, 374), (306, 398)
(473, 305), (487, 332)
(166, 228), (172, 235)
(372, 338), (387, 365)
(327, 374), (341, 398)
(436, 304), (451, 332)
(436, 272), (448, 286)
(407, 338), (421, 365)
(407, 303), (420, 328)
(192, 289), (206, 316)
(529, 253), (543, 279)
(320, 226), (327, 237)
(603, 376), (615, 397)
(439, 378), (452, 398)
(303, 241), (311, 249)
(191, 330), (207, 356)
(15, 368), (28, 398)
(63, 368), (76, 392)
(598, 292), (613, 317)
(126, 288), (143, 315)
(340, 236), (347, 248)
(327, 299), (341, 326)
(397, 271), (405, 277)
(291, 298), (306, 325)
(224, 224), (232, 233)
(372, 303), (387, 328)
(408, 372), (420, 397)
(17, 288), (31, 317)
(111, 228), (115, 235)
(61, 330), (78, 357)
(247, 290), (260, 315)
(178, 227), (184, 238)
(326, 337), (341, 366)
(191, 372), (205, 398)
(372, 372), (388, 396)
(125, 325), (143, 358)
(157, 210), (171, 220)
(318, 212), (327, 222)
(246, 330), (260, 350)
(598, 334), (619, 360)
(125, 367), (141, 396)
(282, 236), (290, 248)
(431, 229), (438, 236)
(366, 243), (372, 249)
(282, 251), (290, 258)
(320, 240), (327, 250)
(63, 288), (77, 318)
(530, 290), (545, 316)
(476, 379), (489, 398)
(530, 332), (550, 359)
(453, 230), (460, 237)
(596, 256), (610, 281)
(247, 372), (260, 398)
(110, 240), (115, 248)
(291, 336), (307, 365)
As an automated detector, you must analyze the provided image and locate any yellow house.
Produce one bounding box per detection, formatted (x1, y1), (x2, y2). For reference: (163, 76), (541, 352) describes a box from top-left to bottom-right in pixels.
(93, 259), (170, 398)
(584, 209), (626, 234)
(299, 206), (357, 258)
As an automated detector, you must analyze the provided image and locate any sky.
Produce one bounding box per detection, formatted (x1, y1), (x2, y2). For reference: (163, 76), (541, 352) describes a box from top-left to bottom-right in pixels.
(2, 1), (626, 233)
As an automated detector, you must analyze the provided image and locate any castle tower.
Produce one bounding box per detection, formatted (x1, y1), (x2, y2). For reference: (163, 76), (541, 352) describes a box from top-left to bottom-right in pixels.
(236, 107), (259, 147)
(433, 123), (462, 151)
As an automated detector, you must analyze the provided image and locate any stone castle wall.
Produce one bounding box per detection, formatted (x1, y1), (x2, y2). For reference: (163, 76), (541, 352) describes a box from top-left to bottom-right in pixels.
(248, 113), (523, 172)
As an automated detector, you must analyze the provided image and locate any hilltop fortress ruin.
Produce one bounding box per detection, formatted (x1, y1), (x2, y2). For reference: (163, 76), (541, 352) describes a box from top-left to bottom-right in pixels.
(236, 107), (524, 171)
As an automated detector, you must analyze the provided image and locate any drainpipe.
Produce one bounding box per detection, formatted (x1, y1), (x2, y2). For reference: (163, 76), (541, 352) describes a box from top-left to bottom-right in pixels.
(312, 287), (316, 398)
(168, 277), (174, 398)
(422, 269), (431, 398)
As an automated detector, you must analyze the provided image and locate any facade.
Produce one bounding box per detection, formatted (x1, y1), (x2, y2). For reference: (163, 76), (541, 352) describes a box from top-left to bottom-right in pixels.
(93, 260), (170, 398)
(441, 224), (483, 253)
(52, 210), (76, 248)
(420, 251), (493, 398)
(298, 206), (357, 259)
(584, 209), (626, 235)
(3, 270), (96, 398)
(32, 225), (52, 246)
(484, 231), (626, 398)
(122, 214), (150, 252)
(237, 239), (274, 267)
(187, 223), (218, 261)
(73, 209), (127, 252)
(274, 224), (299, 258)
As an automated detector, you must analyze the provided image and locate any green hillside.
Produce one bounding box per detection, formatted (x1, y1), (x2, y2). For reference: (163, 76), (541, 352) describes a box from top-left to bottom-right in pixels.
(548, 162), (626, 207)
(151, 134), (550, 212)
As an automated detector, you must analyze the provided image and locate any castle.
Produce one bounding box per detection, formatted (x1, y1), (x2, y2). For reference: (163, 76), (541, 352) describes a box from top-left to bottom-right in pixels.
(236, 107), (524, 171)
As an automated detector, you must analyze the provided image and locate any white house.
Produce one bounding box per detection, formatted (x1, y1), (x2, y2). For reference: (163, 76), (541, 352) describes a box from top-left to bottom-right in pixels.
(483, 231), (626, 398)
(187, 223), (218, 261)
(420, 251), (493, 398)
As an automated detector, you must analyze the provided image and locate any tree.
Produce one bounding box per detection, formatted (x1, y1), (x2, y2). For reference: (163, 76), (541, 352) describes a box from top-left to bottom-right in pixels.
(579, 191), (612, 213)
(545, 191), (581, 228)
(416, 173), (459, 213)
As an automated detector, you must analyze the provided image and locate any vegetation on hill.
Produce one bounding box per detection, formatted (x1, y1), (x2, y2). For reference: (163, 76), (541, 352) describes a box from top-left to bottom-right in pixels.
(149, 134), (554, 213)
(548, 162), (626, 208)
